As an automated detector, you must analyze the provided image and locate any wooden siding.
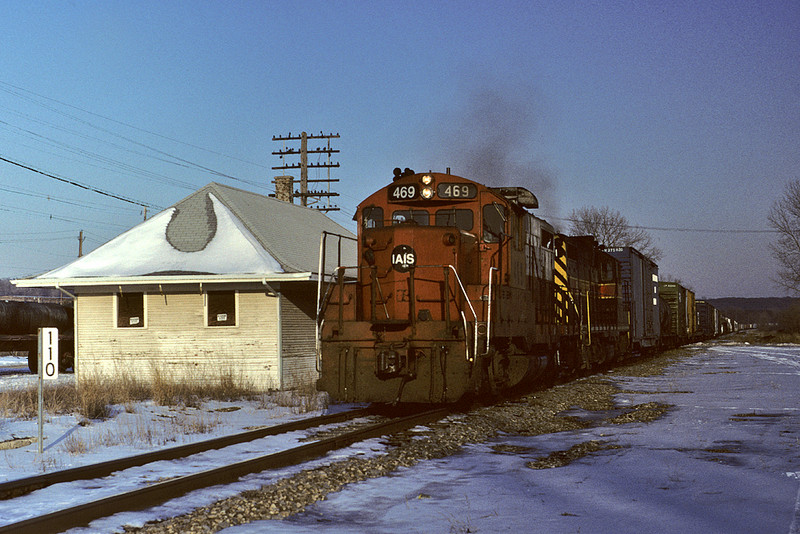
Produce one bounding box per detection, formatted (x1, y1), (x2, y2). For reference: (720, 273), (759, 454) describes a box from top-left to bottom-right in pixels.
(279, 282), (319, 389)
(75, 290), (280, 390)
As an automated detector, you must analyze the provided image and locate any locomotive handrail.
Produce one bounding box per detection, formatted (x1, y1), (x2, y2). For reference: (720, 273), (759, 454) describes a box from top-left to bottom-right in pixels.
(316, 230), (358, 373)
(486, 266), (499, 355)
(316, 265), (360, 372)
(441, 264), (478, 362)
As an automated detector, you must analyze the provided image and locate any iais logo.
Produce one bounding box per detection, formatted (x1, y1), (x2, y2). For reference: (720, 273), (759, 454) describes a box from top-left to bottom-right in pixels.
(391, 245), (416, 272)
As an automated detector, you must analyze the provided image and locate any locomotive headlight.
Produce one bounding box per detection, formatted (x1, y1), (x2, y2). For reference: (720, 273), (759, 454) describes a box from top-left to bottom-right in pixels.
(421, 186), (434, 199)
(421, 174), (433, 185)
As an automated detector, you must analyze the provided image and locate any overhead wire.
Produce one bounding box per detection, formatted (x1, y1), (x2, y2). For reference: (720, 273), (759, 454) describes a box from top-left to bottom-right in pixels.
(0, 80), (270, 170)
(0, 201), (131, 228)
(542, 214), (778, 235)
(0, 118), (200, 191)
(0, 155), (156, 209)
(0, 183), (141, 214)
(0, 80), (270, 190)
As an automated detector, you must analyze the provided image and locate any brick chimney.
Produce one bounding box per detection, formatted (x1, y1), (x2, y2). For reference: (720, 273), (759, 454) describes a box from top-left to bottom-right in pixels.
(273, 175), (295, 203)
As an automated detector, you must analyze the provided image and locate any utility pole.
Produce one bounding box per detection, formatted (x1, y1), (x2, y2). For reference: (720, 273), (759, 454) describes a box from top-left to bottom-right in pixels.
(78, 230), (84, 257)
(272, 131), (340, 211)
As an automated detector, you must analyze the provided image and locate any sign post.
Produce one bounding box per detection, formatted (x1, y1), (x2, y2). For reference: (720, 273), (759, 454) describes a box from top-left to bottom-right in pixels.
(37, 327), (58, 454)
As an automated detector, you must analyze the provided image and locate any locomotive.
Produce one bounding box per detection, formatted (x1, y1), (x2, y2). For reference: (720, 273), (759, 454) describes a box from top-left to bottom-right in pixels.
(316, 169), (633, 404)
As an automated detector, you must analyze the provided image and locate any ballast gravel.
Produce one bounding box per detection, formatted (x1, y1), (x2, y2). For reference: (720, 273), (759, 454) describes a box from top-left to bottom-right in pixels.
(125, 350), (688, 533)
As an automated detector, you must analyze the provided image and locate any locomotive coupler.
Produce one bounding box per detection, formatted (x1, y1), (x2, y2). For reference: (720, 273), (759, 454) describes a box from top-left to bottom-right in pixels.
(375, 342), (417, 380)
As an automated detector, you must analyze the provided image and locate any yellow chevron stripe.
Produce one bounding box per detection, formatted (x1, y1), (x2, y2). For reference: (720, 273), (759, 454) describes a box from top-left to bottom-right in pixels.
(554, 237), (568, 324)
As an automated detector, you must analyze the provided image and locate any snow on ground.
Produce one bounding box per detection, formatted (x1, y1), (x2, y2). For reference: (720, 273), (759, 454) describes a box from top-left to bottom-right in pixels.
(1, 342), (800, 533)
(230, 342), (800, 534)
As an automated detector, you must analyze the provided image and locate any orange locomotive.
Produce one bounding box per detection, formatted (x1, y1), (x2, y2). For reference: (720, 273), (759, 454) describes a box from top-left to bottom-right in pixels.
(317, 169), (625, 403)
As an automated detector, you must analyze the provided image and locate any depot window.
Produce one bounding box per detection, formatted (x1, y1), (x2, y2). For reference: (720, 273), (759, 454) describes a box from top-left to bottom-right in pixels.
(206, 290), (237, 327)
(435, 209), (474, 231)
(117, 292), (145, 328)
(392, 210), (429, 225)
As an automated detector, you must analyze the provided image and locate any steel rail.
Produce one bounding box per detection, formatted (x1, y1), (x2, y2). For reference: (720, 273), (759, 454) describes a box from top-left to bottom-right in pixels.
(0, 407), (449, 534)
(0, 407), (373, 500)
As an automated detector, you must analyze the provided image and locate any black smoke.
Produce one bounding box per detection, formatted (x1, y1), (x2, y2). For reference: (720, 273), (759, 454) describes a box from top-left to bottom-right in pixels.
(423, 83), (558, 214)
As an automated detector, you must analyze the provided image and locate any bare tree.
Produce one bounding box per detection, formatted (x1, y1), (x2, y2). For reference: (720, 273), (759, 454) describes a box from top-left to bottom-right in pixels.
(568, 206), (663, 262)
(768, 179), (800, 294)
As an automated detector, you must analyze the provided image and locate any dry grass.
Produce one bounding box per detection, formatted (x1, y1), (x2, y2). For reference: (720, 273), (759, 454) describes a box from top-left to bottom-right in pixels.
(0, 367), (270, 421)
(262, 381), (329, 414)
(0, 382), (78, 419)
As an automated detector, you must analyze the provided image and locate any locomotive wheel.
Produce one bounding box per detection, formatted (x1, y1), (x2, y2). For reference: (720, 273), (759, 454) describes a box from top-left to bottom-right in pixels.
(27, 351), (37, 374)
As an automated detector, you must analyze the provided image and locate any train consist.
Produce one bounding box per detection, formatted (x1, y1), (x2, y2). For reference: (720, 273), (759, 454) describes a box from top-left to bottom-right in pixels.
(316, 169), (737, 404)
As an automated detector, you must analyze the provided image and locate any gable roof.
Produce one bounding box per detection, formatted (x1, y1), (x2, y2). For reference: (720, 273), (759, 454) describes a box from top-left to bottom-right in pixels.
(15, 183), (356, 287)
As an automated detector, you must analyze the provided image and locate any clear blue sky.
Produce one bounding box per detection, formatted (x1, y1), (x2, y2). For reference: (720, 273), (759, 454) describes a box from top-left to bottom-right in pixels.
(0, 1), (797, 298)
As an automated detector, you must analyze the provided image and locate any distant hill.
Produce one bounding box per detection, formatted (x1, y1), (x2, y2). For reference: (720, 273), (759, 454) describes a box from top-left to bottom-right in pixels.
(708, 297), (800, 327)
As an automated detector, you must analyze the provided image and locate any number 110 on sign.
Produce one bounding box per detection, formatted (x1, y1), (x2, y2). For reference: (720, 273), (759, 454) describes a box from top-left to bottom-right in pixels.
(38, 327), (58, 380)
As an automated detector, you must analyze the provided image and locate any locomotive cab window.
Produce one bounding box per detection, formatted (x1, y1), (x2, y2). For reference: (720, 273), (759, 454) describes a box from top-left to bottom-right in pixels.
(206, 290), (237, 327)
(392, 210), (429, 225)
(362, 206), (383, 228)
(541, 229), (554, 249)
(482, 203), (507, 243)
(435, 209), (474, 231)
(117, 292), (145, 328)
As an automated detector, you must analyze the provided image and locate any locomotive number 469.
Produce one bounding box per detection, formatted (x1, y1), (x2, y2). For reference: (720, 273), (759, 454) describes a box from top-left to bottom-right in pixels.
(437, 183), (477, 199)
(388, 184), (418, 201)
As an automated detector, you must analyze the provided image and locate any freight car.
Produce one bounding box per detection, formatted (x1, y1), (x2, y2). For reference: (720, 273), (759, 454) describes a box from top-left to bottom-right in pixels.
(696, 300), (721, 339)
(316, 169), (624, 404)
(0, 300), (74, 373)
(658, 281), (696, 347)
(606, 247), (661, 354)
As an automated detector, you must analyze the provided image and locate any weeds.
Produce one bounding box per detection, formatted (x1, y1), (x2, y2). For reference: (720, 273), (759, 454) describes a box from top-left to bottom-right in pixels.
(63, 434), (88, 455)
(0, 367), (277, 421)
(260, 383), (329, 414)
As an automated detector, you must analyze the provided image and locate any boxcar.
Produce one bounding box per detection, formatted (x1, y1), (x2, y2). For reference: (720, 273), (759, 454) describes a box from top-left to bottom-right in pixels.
(606, 246), (660, 354)
(658, 281), (696, 346)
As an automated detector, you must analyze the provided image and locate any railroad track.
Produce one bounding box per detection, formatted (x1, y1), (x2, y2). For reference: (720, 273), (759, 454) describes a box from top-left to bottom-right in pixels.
(0, 406), (449, 533)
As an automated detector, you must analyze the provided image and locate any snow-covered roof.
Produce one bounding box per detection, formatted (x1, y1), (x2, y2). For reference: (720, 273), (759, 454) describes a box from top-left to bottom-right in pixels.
(14, 182), (356, 287)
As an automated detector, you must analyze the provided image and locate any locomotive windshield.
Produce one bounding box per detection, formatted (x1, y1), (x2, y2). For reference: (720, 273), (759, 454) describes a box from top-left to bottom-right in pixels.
(435, 208), (473, 231)
(392, 210), (429, 225)
(363, 206), (475, 232)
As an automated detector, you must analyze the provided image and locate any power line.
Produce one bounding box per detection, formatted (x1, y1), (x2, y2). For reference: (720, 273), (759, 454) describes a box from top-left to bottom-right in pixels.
(0, 202), (130, 228)
(0, 155), (156, 209)
(0, 183), (141, 214)
(545, 214), (778, 234)
(0, 118), (201, 191)
(0, 79), (270, 170)
(0, 80), (270, 190)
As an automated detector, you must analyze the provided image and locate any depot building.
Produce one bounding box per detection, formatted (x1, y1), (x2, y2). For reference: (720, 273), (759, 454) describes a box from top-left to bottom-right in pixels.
(13, 182), (355, 391)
